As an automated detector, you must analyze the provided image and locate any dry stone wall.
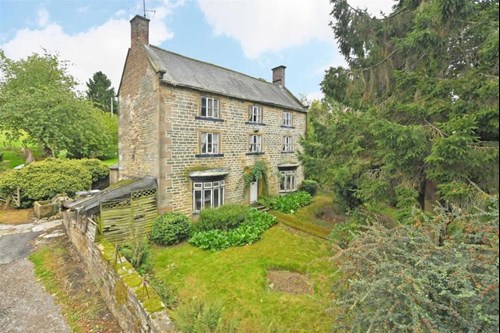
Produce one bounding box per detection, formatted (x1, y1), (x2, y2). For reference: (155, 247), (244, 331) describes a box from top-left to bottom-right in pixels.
(62, 212), (173, 332)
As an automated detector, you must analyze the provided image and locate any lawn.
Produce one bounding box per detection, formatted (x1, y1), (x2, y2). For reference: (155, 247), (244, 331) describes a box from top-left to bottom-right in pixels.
(150, 224), (334, 332)
(270, 195), (344, 239)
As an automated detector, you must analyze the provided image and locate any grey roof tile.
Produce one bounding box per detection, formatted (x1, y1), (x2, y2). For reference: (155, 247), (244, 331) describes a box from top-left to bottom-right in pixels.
(145, 45), (307, 112)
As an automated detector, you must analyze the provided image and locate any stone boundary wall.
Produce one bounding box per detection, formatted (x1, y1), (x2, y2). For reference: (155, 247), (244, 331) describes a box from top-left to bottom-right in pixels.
(62, 211), (174, 332)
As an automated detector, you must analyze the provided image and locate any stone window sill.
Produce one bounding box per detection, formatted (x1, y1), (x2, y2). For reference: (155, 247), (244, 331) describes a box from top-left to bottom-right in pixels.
(195, 154), (225, 158)
(195, 116), (225, 123)
(245, 122), (266, 126)
(281, 151), (295, 154)
(246, 152), (265, 156)
(281, 125), (295, 129)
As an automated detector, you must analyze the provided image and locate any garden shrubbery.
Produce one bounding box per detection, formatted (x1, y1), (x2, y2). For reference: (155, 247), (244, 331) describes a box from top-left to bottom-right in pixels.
(299, 180), (319, 196)
(189, 209), (277, 251)
(262, 191), (312, 214)
(0, 158), (109, 207)
(150, 212), (192, 246)
(194, 204), (252, 232)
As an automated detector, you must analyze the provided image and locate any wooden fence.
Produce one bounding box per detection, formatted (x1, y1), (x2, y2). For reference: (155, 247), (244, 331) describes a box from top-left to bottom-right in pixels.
(99, 188), (157, 242)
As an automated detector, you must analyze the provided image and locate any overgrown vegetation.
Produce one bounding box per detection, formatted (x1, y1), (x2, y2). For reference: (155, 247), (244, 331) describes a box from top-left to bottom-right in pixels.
(301, 0), (499, 218)
(194, 204), (252, 232)
(299, 179), (319, 196)
(262, 191), (312, 214)
(0, 158), (108, 207)
(189, 209), (277, 251)
(150, 212), (192, 246)
(332, 198), (499, 332)
(0, 51), (118, 159)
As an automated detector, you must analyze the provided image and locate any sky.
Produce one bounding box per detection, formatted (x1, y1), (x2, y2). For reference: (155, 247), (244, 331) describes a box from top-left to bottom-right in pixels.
(0, 0), (395, 101)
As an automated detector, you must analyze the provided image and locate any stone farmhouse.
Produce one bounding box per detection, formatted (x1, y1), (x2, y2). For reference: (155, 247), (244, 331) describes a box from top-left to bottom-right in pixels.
(118, 15), (308, 216)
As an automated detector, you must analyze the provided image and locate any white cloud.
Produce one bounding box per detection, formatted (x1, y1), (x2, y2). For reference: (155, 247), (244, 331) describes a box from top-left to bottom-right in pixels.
(0, 0), (182, 93)
(197, 0), (334, 59)
(197, 0), (395, 59)
(37, 8), (50, 28)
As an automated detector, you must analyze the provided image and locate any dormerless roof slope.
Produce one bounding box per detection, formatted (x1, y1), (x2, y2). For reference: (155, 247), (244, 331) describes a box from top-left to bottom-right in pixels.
(145, 45), (307, 113)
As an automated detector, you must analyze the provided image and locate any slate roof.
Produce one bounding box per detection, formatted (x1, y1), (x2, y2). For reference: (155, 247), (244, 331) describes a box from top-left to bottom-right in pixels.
(145, 45), (307, 112)
(63, 177), (157, 215)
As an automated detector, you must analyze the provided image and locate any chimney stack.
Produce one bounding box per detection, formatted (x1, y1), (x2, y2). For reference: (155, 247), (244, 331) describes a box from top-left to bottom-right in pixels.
(272, 65), (286, 87)
(130, 15), (150, 49)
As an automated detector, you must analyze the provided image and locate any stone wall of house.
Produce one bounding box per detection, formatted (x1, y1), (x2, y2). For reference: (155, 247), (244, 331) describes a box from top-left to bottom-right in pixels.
(158, 84), (307, 215)
(118, 44), (161, 182)
(62, 211), (174, 332)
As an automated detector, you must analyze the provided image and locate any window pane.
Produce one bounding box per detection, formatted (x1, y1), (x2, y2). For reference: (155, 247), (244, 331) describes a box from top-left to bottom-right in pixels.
(194, 190), (202, 211)
(221, 187), (225, 205)
(201, 97), (207, 117)
(214, 99), (219, 118)
(204, 189), (212, 208)
(214, 188), (220, 208)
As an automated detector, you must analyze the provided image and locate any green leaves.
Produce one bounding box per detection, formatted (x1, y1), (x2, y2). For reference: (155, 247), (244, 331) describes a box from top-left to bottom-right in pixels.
(0, 52), (117, 158)
(189, 210), (277, 251)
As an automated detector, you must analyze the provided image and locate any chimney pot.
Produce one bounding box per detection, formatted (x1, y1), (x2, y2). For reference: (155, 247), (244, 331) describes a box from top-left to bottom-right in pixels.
(272, 65), (286, 87)
(130, 15), (150, 49)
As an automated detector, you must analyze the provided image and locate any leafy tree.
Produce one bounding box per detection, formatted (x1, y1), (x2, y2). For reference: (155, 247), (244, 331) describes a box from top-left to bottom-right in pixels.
(85, 71), (118, 114)
(0, 51), (115, 158)
(302, 0), (499, 216)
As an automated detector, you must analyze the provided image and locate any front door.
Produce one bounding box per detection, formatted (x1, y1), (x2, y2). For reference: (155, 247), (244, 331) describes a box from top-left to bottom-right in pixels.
(250, 180), (259, 204)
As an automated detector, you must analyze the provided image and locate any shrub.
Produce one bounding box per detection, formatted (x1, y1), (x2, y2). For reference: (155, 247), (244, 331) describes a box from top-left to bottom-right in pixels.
(299, 180), (318, 196)
(119, 236), (151, 275)
(332, 199), (500, 332)
(173, 299), (226, 333)
(151, 212), (191, 246)
(268, 191), (312, 214)
(189, 210), (277, 251)
(0, 158), (92, 207)
(75, 158), (109, 182)
(329, 208), (376, 249)
(194, 204), (252, 232)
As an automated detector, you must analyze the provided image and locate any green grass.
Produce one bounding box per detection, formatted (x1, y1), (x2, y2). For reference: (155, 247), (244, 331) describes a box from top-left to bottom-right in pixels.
(100, 157), (118, 166)
(29, 246), (82, 332)
(150, 225), (334, 332)
(0, 131), (43, 169)
(270, 195), (343, 239)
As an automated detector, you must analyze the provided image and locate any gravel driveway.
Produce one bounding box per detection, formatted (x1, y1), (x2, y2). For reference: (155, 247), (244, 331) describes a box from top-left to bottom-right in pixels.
(0, 223), (70, 333)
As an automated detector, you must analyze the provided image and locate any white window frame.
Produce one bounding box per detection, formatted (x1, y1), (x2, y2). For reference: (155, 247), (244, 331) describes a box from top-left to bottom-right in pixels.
(248, 105), (263, 123)
(283, 136), (294, 152)
(193, 180), (225, 213)
(249, 134), (262, 153)
(201, 96), (220, 118)
(283, 112), (293, 127)
(200, 132), (220, 155)
(280, 170), (297, 193)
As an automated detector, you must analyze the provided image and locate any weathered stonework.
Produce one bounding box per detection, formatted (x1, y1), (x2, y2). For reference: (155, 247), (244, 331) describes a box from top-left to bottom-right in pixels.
(62, 211), (174, 332)
(118, 15), (307, 216)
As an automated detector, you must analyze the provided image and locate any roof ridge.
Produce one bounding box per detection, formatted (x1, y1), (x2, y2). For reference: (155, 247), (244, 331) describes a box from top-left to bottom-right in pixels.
(148, 44), (285, 90)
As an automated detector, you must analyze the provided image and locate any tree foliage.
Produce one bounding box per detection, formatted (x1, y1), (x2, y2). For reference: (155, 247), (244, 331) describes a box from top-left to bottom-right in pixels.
(0, 51), (116, 158)
(85, 71), (118, 114)
(332, 197), (499, 332)
(302, 0), (499, 215)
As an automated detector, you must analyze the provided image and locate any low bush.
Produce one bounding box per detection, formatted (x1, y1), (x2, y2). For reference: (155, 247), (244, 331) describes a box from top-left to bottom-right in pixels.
(76, 158), (109, 182)
(151, 212), (192, 246)
(189, 210), (277, 251)
(265, 191), (312, 214)
(194, 204), (252, 232)
(299, 180), (319, 196)
(0, 158), (93, 207)
(329, 209), (376, 249)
